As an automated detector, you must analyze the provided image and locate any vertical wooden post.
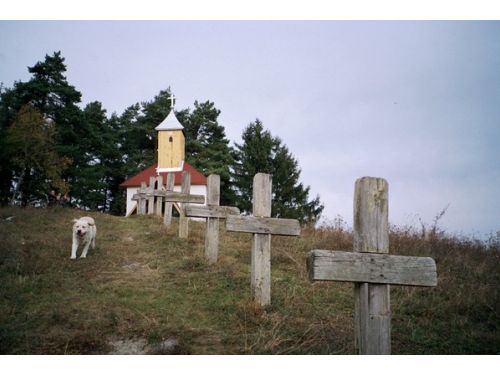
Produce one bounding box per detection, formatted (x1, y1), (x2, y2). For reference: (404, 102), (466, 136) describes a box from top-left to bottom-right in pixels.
(155, 175), (163, 217)
(138, 182), (147, 215)
(178, 171), (191, 238)
(251, 173), (272, 306)
(353, 177), (391, 355)
(205, 174), (220, 264)
(163, 173), (175, 226)
(147, 176), (155, 215)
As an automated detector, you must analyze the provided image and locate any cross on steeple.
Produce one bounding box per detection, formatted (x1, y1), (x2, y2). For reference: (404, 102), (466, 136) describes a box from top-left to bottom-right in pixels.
(168, 94), (176, 109)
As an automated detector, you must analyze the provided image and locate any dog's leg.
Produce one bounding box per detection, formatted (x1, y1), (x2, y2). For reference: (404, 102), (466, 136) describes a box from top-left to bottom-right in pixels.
(71, 236), (78, 259)
(80, 241), (91, 258)
(91, 227), (96, 249)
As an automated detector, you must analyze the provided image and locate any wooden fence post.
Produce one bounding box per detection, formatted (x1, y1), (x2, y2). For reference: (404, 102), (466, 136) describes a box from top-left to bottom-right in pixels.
(163, 173), (175, 226)
(179, 171), (191, 238)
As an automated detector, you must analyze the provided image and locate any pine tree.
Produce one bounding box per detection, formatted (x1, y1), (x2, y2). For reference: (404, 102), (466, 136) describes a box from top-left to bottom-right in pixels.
(183, 101), (235, 205)
(232, 119), (324, 224)
(119, 89), (173, 179)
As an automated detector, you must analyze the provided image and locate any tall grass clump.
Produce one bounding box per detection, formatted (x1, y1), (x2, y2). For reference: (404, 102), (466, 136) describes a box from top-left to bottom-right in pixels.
(0, 206), (498, 354)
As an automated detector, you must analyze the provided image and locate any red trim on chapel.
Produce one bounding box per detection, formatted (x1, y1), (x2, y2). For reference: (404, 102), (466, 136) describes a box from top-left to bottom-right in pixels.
(119, 162), (207, 188)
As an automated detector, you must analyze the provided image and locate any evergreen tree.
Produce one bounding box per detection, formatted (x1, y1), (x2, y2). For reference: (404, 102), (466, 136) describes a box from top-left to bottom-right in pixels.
(0, 52), (85, 205)
(6, 105), (70, 206)
(71, 101), (123, 211)
(232, 119), (324, 224)
(119, 89), (173, 179)
(183, 101), (235, 205)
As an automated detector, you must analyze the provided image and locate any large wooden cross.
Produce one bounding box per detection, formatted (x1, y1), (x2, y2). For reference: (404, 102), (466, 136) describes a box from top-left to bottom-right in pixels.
(185, 174), (240, 264)
(226, 173), (301, 306)
(307, 177), (437, 355)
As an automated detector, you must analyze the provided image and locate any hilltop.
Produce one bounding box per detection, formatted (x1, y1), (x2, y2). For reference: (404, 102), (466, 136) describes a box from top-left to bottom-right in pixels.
(0, 206), (498, 354)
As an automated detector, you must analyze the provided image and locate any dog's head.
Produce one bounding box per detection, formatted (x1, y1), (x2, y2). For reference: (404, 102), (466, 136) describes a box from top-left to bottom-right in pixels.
(73, 219), (93, 238)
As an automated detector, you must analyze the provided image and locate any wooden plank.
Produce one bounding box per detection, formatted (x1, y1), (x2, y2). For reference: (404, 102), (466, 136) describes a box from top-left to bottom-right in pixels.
(139, 182), (147, 215)
(226, 215), (301, 236)
(367, 284), (391, 355)
(155, 175), (163, 217)
(354, 177), (389, 254)
(205, 174), (220, 264)
(147, 176), (155, 215)
(155, 190), (205, 203)
(132, 190), (204, 204)
(354, 283), (369, 354)
(185, 205), (240, 218)
(179, 171), (190, 239)
(251, 173), (272, 306)
(353, 177), (391, 355)
(163, 173), (174, 226)
(251, 233), (271, 306)
(253, 173), (272, 217)
(307, 250), (437, 286)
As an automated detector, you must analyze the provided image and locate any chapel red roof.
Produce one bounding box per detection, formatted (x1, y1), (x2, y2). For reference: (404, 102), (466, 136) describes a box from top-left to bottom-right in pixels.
(119, 162), (207, 188)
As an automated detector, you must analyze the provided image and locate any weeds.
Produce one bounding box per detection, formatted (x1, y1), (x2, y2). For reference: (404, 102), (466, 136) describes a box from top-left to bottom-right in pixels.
(0, 206), (498, 354)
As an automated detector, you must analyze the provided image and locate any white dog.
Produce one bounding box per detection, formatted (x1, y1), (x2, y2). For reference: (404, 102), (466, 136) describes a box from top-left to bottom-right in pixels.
(71, 217), (96, 259)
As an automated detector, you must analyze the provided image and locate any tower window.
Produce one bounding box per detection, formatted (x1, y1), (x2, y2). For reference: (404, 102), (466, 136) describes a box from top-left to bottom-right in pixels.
(169, 136), (173, 142)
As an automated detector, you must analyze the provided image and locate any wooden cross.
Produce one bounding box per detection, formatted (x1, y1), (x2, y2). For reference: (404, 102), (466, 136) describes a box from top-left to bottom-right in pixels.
(131, 172), (205, 238)
(147, 176), (155, 215)
(132, 181), (148, 215)
(307, 177), (437, 355)
(185, 174), (240, 264)
(226, 173), (301, 306)
(163, 173), (175, 226)
(155, 175), (163, 217)
(168, 94), (176, 108)
(178, 171), (191, 238)
(131, 177), (158, 215)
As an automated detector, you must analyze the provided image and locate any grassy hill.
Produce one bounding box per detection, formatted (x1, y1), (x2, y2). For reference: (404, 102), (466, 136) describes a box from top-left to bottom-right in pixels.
(0, 206), (498, 354)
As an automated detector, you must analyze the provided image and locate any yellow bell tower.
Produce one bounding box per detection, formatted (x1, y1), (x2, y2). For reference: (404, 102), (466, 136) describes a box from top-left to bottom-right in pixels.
(155, 94), (185, 173)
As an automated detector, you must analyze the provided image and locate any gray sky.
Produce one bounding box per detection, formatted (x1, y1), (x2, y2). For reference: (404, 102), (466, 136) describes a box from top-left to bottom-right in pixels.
(1, 21), (499, 237)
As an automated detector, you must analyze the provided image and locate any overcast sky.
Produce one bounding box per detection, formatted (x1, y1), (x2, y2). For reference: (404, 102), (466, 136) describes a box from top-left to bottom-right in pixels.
(1, 21), (499, 238)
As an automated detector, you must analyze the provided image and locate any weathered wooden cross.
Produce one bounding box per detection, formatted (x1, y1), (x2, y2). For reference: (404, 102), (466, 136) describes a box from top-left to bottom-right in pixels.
(226, 173), (301, 306)
(163, 173), (175, 226)
(133, 181), (147, 215)
(185, 174), (240, 264)
(132, 171), (205, 238)
(307, 177), (437, 355)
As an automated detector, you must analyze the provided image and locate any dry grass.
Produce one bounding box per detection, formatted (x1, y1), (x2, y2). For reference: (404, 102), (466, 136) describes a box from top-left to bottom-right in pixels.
(0, 206), (498, 354)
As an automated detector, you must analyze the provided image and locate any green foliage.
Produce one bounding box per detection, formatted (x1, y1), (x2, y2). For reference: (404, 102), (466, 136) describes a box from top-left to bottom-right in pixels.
(0, 52), (321, 220)
(1, 207), (498, 354)
(232, 119), (324, 224)
(182, 101), (235, 205)
(118, 90), (173, 179)
(5, 105), (70, 205)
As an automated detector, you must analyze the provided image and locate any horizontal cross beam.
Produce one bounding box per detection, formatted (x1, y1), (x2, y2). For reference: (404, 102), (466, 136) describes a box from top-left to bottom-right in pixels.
(226, 215), (301, 236)
(307, 250), (437, 287)
(132, 191), (205, 204)
(185, 205), (240, 219)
